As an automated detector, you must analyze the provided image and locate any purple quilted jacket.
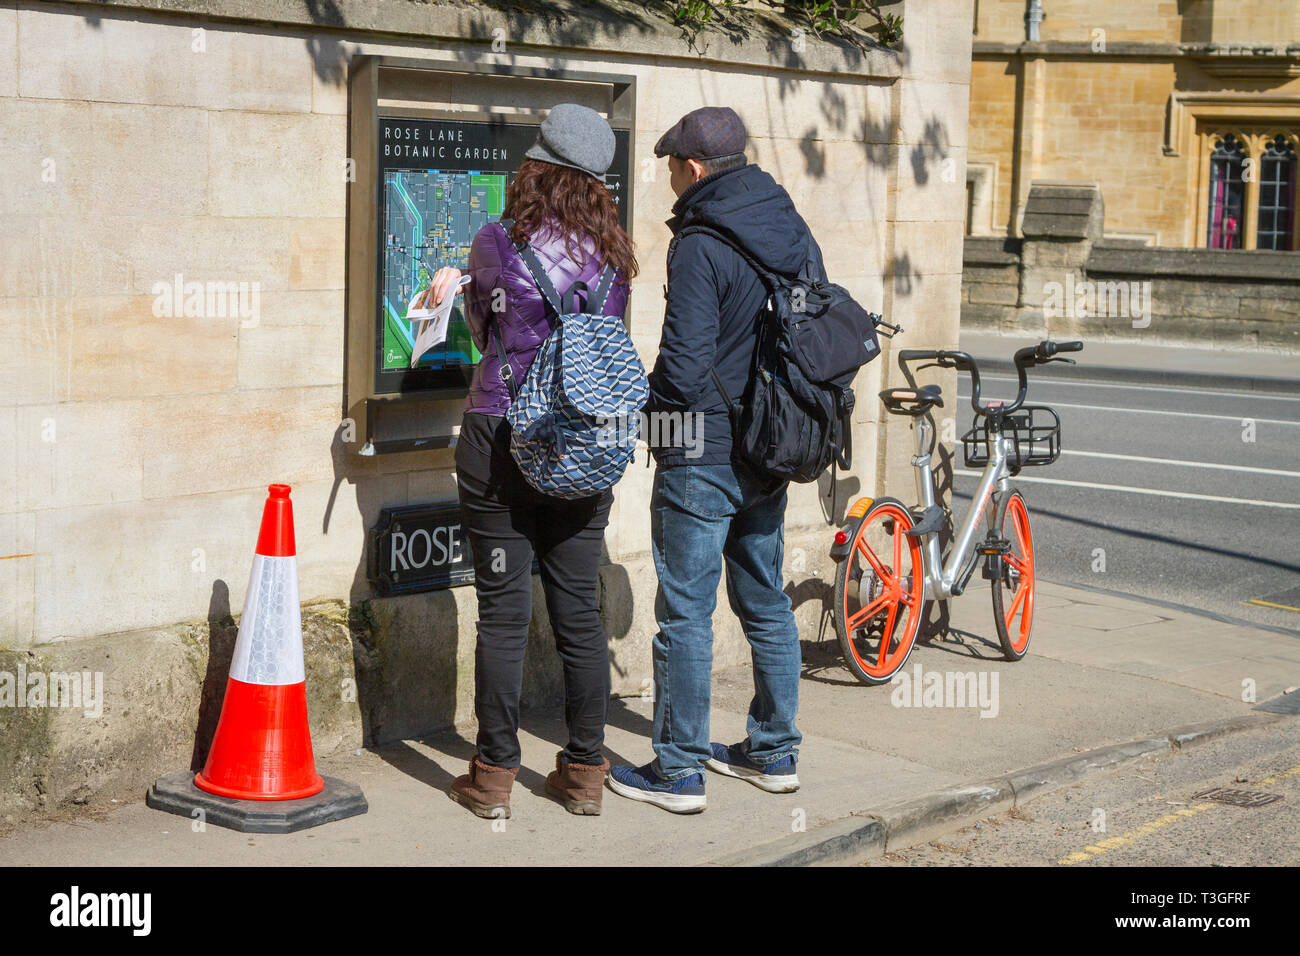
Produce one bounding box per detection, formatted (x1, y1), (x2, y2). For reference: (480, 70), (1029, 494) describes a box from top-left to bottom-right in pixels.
(462, 219), (630, 417)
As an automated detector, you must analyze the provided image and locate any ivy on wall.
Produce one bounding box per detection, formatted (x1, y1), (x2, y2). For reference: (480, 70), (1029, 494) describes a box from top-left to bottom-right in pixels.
(662, 1), (903, 49)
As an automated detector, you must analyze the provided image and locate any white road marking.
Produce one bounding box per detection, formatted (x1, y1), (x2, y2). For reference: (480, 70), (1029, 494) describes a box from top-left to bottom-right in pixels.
(952, 470), (1300, 510)
(955, 395), (1299, 426)
(1059, 449), (1300, 479)
(976, 373), (1300, 404)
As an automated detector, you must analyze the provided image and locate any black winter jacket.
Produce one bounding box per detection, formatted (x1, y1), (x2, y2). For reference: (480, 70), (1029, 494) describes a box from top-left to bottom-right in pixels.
(646, 163), (825, 467)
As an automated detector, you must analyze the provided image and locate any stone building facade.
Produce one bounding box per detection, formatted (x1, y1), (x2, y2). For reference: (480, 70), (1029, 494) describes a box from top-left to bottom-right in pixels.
(968, 0), (1299, 248)
(963, 0), (1299, 342)
(0, 0), (973, 818)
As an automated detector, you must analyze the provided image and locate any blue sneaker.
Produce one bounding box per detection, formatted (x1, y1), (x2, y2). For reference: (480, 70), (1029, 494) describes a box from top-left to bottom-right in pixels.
(606, 762), (706, 814)
(706, 742), (799, 793)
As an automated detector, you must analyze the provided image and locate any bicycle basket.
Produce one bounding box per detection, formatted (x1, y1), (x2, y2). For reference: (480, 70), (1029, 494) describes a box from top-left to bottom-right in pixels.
(961, 404), (1061, 471)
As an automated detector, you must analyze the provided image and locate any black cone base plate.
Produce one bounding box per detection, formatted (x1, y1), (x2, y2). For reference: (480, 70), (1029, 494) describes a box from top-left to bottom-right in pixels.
(146, 772), (368, 834)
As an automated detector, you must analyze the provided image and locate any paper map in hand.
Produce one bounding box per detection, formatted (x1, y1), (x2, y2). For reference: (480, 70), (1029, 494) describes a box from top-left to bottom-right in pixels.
(407, 274), (472, 368)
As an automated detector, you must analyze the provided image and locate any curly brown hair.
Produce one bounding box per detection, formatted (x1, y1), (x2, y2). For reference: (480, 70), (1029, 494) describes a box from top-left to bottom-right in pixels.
(501, 158), (638, 281)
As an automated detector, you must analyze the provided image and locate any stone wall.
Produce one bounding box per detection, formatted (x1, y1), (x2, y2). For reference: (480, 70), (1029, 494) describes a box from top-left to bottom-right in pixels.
(961, 182), (1300, 347)
(0, 0), (974, 821)
(1083, 245), (1300, 348)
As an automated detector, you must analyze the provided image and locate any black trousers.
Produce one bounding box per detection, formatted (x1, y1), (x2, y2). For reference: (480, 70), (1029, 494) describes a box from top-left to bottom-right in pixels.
(454, 412), (613, 768)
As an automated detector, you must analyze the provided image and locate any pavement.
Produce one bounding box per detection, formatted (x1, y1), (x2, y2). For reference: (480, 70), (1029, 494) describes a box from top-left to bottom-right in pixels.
(2, 579), (1297, 866)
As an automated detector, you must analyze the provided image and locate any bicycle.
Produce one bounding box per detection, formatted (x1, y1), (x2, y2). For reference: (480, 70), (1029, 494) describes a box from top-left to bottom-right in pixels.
(829, 339), (1084, 685)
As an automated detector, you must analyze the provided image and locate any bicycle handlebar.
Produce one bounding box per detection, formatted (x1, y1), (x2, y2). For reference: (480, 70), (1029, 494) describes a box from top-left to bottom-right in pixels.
(898, 340), (1084, 416)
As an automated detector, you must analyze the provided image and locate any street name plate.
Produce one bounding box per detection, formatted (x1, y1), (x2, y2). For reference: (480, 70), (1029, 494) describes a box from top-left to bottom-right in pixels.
(368, 503), (474, 595)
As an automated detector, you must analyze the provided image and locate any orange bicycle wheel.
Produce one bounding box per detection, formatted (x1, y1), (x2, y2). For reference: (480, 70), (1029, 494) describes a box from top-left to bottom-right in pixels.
(990, 489), (1035, 660)
(832, 497), (927, 685)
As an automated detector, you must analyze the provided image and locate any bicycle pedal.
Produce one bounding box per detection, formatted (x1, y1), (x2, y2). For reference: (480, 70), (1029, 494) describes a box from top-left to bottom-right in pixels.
(979, 537), (1011, 555)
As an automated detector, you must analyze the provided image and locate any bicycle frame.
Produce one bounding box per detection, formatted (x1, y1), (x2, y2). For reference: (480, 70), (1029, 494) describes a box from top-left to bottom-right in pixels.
(909, 414), (1012, 602)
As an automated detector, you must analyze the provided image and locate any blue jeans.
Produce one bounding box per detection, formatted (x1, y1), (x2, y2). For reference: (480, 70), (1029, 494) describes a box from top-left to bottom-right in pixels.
(650, 462), (802, 780)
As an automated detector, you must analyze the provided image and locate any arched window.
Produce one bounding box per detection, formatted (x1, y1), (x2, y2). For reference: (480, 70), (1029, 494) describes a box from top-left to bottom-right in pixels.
(1257, 135), (1297, 251)
(1200, 129), (1300, 251)
(1207, 133), (1246, 250)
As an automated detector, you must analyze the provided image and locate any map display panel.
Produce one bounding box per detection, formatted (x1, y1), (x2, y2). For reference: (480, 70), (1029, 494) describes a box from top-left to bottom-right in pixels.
(381, 170), (504, 370)
(374, 116), (630, 395)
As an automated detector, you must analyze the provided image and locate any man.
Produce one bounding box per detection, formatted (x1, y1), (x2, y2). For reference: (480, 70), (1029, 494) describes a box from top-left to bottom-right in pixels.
(608, 106), (822, 813)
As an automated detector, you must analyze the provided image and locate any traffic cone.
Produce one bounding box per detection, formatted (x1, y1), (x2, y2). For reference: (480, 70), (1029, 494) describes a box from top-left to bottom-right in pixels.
(195, 483), (323, 800)
(147, 484), (366, 832)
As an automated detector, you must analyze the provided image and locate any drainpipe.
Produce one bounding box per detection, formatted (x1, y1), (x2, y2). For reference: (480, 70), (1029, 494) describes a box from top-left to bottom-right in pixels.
(1026, 0), (1044, 41)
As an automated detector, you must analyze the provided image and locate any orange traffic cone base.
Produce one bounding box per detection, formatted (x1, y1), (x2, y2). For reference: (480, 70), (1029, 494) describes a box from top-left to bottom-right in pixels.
(195, 679), (325, 801)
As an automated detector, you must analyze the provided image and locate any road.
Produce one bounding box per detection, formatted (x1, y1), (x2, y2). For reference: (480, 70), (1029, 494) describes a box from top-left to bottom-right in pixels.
(869, 718), (1300, 866)
(949, 369), (1300, 634)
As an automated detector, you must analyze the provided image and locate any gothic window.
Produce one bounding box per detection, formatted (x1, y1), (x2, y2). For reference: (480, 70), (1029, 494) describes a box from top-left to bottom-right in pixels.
(1256, 135), (1297, 251)
(1207, 134), (1246, 250)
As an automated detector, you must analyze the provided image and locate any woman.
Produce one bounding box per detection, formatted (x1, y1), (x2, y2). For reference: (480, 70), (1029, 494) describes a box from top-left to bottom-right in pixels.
(421, 104), (637, 819)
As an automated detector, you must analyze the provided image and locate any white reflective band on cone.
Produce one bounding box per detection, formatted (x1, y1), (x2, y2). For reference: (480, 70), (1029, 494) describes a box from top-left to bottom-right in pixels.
(229, 553), (305, 685)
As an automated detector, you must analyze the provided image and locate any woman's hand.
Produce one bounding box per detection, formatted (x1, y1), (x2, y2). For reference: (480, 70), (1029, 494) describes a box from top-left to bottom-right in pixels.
(417, 267), (465, 309)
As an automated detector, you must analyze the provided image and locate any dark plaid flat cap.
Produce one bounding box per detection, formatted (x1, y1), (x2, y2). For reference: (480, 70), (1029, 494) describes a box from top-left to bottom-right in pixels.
(654, 106), (748, 160)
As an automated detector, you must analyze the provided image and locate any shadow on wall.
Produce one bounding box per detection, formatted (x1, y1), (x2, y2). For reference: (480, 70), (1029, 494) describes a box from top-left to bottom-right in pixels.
(294, 0), (946, 327)
(819, 469), (862, 527)
(322, 427), (467, 748)
(291, 0), (918, 181)
(66, 0), (934, 201)
(911, 116), (950, 186)
(786, 573), (836, 640)
(295, 0), (668, 87)
(189, 579), (236, 771)
(892, 251), (922, 297)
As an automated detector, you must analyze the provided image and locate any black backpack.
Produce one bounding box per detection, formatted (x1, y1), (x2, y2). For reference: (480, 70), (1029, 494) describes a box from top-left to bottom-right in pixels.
(678, 225), (883, 485)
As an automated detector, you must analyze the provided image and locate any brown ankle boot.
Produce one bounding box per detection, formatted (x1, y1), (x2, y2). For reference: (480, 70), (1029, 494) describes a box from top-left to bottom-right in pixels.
(545, 754), (610, 815)
(449, 757), (518, 819)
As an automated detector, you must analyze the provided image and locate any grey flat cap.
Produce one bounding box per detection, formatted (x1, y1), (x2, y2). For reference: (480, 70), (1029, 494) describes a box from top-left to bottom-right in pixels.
(524, 103), (615, 182)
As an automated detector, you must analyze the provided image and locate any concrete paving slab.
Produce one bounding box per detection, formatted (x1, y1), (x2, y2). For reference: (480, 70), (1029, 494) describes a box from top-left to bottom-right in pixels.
(1162, 659), (1298, 704)
(1032, 601), (1168, 632)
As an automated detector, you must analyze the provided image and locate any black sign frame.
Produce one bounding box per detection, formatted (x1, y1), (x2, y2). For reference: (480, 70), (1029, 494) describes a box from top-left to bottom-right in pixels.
(368, 503), (475, 595)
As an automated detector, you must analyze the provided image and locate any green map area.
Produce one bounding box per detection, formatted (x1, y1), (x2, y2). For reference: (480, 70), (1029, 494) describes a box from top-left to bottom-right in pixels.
(381, 170), (507, 370)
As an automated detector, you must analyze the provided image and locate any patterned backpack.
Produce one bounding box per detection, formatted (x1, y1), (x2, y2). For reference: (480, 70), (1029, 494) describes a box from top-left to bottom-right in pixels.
(492, 225), (648, 500)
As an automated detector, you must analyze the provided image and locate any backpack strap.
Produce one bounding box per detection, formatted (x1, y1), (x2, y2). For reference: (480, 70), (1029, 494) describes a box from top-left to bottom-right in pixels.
(513, 241), (567, 316)
(676, 224), (781, 296)
(491, 217), (619, 402)
(588, 263), (616, 315)
(493, 331), (519, 404)
(556, 270), (613, 316)
(709, 368), (742, 433)
(673, 224), (779, 410)
(490, 218), (522, 403)
(510, 226), (617, 318)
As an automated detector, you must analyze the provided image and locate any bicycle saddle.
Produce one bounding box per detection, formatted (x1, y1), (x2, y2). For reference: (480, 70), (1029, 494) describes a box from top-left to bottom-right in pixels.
(879, 383), (943, 416)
